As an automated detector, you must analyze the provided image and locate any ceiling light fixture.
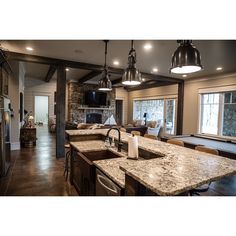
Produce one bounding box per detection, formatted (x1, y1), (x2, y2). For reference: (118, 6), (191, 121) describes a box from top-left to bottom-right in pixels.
(66, 68), (69, 71)
(152, 68), (158, 73)
(182, 74), (187, 78)
(26, 46), (33, 51)
(216, 67), (222, 71)
(98, 40), (112, 91)
(122, 40), (142, 86)
(144, 43), (152, 50)
(170, 40), (203, 74)
(113, 60), (119, 65)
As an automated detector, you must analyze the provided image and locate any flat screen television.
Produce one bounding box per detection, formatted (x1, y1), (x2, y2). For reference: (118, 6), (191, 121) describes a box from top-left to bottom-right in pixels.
(84, 91), (107, 107)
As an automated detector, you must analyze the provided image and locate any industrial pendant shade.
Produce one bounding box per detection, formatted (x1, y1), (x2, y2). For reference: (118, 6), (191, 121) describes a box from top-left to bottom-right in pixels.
(170, 40), (203, 74)
(98, 40), (112, 91)
(122, 40), (142, 86)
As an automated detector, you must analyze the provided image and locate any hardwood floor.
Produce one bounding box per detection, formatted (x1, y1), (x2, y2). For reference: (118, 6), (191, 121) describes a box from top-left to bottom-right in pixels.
(0, 126), (78, 196)
(1, 126), (236, 196)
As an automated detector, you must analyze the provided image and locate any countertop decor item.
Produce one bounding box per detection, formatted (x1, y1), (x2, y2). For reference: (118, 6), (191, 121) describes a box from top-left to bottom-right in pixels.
(122, 40), (142, 86)
(170, 40), (203, 74)
(98, 40), (112, 91)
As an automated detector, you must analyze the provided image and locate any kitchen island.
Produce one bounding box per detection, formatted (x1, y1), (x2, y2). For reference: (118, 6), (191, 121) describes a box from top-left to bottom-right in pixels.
(67, 129), (236, 196)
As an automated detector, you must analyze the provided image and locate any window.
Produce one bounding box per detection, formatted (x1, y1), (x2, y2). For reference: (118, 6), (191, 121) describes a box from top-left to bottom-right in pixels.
(133, 99), (164, 124)
(133, 98), (177, 135)
(199, 91), (236, 137)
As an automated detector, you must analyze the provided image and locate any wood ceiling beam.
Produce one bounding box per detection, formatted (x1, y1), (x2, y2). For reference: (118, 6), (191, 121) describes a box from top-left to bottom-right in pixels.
(141, 72), (182, 83)
(112, 77), (122, 85)
(4, 51), (183, 83)
(0, 50), (12, 74)
(126, 81), (175, 92)
(78, 71), (101, 84)
(4, 51), (123, 74)
(45, 65), (57, 82)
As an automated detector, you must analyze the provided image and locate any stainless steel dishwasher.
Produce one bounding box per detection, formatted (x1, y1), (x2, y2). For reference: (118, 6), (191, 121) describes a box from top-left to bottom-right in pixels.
(96, 169), (121, 196)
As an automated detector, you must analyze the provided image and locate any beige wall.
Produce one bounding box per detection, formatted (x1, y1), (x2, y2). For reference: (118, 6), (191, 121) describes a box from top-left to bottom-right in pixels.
(115, 88), (129, 125)
(127, 84), (178, 123)
(183, 74), (236, 134)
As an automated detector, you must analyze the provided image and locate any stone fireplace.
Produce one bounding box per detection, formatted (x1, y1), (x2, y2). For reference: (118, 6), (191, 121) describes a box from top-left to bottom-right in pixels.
(67, 82), (116, 124)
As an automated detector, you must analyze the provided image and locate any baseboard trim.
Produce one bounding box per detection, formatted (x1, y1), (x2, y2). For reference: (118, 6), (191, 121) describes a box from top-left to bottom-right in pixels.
(11, 142), (20, 150)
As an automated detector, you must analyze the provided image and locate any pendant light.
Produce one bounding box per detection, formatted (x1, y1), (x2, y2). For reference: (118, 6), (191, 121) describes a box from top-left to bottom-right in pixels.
(170, 40), (203, 74)
(98, 40), (112, 91)
(122, 40), (142, 86)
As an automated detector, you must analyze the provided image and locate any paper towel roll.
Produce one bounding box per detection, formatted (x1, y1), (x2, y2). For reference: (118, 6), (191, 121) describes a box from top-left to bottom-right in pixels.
(128, 135), (139, 159)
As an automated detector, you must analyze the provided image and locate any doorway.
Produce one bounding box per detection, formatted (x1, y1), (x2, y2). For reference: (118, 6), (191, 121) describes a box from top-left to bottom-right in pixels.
(115, 100), (123, 126)
(34, 96), (49, 125)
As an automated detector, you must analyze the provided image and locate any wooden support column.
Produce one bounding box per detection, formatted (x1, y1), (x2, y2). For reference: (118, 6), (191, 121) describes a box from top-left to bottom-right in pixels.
(56, 65), (66, 158)
(176, 81), (184, 135)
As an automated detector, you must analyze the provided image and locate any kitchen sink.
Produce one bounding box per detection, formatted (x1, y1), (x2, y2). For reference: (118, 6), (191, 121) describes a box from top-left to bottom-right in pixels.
(139, 148), (165, 160)
(81, 149), (122, 162)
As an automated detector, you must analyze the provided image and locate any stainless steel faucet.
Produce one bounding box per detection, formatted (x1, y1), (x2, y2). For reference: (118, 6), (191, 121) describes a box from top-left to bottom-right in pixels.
(106, 128), (123, 152)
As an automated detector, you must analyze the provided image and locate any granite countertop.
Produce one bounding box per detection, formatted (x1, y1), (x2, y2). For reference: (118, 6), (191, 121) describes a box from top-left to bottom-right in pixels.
(67, 129), (236, 195)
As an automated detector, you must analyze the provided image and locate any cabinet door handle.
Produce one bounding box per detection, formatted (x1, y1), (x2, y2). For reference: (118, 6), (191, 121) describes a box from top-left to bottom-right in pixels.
(97, 174), (118, 194)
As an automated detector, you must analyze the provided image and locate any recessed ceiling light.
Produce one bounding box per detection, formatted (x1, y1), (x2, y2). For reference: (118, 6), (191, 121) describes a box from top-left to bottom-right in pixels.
(113, 60), (119, 65)
(144, 43), (152, 50)
(66, 68), (69, 71)
(26, 47), (33, 51)
(152, 68), (158, 73)
(216, 67), (223, 71)
(142, 78), (145, 82)
(182, 74), (187, 77)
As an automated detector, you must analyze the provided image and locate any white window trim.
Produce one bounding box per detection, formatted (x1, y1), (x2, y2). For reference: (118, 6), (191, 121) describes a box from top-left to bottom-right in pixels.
(198, 85), (236, 94)
(133, 94), (177, 101)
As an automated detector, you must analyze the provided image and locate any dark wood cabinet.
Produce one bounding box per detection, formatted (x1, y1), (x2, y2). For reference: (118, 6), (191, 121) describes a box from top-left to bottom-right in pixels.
(71, 148), (96, 196)
(20, 128), (37, 147)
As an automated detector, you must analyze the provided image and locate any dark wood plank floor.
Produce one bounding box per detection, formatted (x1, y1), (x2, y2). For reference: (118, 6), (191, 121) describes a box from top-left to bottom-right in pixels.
(0, 126), (78, 196)
(1, 126), (236, 196)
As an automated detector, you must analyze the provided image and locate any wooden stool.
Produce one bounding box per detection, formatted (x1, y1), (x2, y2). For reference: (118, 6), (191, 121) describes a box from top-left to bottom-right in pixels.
(120, 127), (126, 132)
(131, 131), (141, 136)
(195, 146), (219, 155)
(167, 139), (184, 147)
(144, 134), (158, 140)
(64, 144), (71, 181)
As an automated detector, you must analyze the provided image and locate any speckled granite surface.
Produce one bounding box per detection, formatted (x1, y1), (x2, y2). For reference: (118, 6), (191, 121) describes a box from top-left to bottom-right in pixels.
(67, 129), (236, 195)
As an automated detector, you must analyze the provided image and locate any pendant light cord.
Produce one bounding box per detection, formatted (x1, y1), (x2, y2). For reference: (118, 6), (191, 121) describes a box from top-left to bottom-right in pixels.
(128, 40), (136, 66)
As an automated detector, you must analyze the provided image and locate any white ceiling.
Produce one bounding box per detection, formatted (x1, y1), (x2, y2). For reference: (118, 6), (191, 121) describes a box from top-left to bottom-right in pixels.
(1, 40), (236, 82)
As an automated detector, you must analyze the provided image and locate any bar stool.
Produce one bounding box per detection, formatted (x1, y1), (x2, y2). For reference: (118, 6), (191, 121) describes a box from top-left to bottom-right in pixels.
(190, 146), (219, 196)
(64, 143), (71, 181)
(120, 127), (126, 132)
(167, 139), (184, 147)
(131, 131), (141, 136)
(144, 134), (158, 140)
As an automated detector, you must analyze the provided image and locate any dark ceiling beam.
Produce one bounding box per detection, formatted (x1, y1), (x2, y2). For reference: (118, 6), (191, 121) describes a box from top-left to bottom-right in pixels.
(112, 77), (122, 85)
(4, 51), (123, 74)
(0, 50), (12, 74)
(4, 51), (183, 83)
(141, 72), (182, 83)
(45, 65), (57, 82)
(78, 71), (101, 84)
(126, 81), (175, 92)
